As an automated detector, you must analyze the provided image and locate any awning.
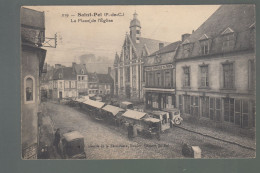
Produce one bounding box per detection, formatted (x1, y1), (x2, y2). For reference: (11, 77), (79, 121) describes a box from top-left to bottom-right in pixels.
(75, 98), (86, 103)
(121, 101), (133, 105)
(83, 99), (105, 109)
(143, 88), (175, 92)
(102, 105), (124, 116)
(122, 109), (147, 120)
(144, 118), (160, 123)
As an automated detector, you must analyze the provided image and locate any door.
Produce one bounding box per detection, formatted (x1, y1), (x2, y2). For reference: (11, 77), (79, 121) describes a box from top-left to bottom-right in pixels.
(59, 91), (62, 99)
(235, 99), (250, 128)
(125, 85), (131, 99)
(179, 95), (183, 114)
(209, 97), (215, 120)
(201, 96), (209, 118)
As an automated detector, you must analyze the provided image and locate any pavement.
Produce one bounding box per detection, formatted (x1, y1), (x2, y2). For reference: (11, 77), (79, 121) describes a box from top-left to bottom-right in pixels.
(38, 101), (256, 159)
(178, 120), (256, 150)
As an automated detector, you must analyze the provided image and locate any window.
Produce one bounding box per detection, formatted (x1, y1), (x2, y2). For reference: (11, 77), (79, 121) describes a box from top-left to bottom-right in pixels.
(224, 98), (235, 123)
(25, 77), (34, 102)
(183, 67), (190, 87)
(65, 81), (69, 88)
(148, 72), (153, 86)
(59, 82), (62, 89)
(200, 65), (209, 87)
(78, 76), (81, 81)
(183, 43), (192, 58)
(71, 81), (75, 88)
(223, 63), (234, 89)
(136, 30), (140, 34)
(222, 33), (235, 52)
(165, 71), (171, 87)
(115, 70), (118, 82)
(156, 72), (161, 86)
(200, 40), (209, 55)
(248, 60), (255, 90)
(152, 94), (159, 108)
(125, 67), (130, 82)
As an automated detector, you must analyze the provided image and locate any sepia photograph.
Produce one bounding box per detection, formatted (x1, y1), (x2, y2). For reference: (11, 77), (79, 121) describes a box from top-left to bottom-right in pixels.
(21, 4), (256, 160)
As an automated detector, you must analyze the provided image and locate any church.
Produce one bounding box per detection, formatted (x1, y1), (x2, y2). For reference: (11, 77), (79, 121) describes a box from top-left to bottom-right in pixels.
(113, 12), (169, 100)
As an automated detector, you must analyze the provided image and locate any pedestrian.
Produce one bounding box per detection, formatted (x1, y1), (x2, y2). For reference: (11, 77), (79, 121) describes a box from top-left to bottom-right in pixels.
(53, 128), (61, 151)
(127, 123), (133, 139)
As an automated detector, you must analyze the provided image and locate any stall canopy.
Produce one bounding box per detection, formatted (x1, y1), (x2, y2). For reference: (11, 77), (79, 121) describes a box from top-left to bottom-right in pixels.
(122, 109), (147, 120)
(121, 101), (133, 105)
(75, 98), (87, 103)
(102, 105), (124, 116)
(83, 99), (105, 109)
(144, 117), (160, 123)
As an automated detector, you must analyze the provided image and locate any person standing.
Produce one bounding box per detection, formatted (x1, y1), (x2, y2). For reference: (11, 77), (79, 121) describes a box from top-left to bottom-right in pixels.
(53, 128), (61, 151)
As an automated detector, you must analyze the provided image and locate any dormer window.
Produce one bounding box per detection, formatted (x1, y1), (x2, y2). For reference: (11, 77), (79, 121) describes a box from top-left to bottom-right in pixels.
(183, 43), (192, 58)
(199, 34), (210, 55)
(58, 73), (62, 79)
(81, 69), (84, 74)
(221, 27), (236, 52)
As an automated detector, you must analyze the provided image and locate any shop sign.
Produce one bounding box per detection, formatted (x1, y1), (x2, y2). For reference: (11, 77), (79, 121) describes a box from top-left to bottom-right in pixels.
(145, 64), (173, 71)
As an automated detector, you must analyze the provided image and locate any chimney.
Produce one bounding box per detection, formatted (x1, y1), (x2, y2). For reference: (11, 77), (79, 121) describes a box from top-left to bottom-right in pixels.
(182, 33), (191, 42)
(159, 43), (164, 49)
(55, 64), (62, 69)
(108, 67), (111, 75)
(72, 62), (76, 67)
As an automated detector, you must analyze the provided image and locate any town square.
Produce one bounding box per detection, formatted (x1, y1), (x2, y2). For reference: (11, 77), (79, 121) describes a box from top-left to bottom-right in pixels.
(20, 5), (256, 159)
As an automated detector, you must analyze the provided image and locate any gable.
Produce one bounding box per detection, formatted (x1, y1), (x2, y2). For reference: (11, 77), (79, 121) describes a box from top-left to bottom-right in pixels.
(221, 27), (234, 35)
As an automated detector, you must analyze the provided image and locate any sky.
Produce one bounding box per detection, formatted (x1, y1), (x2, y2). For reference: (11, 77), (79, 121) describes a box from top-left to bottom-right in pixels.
(25, 5), (220, 67)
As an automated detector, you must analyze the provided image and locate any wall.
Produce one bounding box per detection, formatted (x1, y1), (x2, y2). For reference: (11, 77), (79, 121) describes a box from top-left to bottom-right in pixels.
(21, 48), (40, 157)
(176, 52), (255, 94)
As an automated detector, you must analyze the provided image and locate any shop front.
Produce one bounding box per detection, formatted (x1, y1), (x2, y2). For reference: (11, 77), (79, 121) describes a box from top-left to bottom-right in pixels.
(145, 90), (175, 111)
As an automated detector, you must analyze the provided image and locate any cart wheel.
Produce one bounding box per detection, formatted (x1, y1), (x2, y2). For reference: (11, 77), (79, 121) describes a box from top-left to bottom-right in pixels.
(174, 118), (182, 125)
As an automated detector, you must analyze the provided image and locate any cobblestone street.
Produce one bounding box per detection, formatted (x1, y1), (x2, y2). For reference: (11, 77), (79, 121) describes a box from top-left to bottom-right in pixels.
(40, 102), (255, 159)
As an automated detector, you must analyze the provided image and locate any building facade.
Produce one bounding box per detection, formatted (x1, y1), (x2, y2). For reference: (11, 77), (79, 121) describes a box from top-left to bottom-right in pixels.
(72, 63), (88, 97)
(144, 41), (181, 110)
(52, 67), (77, 99)
(113, 12), (169, 100)
(97, 73), (114, 95)
(21, 7), (47, 159)
(175, 5), (256, 129)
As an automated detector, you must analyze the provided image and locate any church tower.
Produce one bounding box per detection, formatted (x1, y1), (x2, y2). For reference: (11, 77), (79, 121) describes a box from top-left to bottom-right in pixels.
(129, 12), (141, 43)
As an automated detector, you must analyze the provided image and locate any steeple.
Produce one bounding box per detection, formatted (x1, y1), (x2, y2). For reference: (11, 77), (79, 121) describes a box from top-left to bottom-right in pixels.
(130, 11), (141, 43)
